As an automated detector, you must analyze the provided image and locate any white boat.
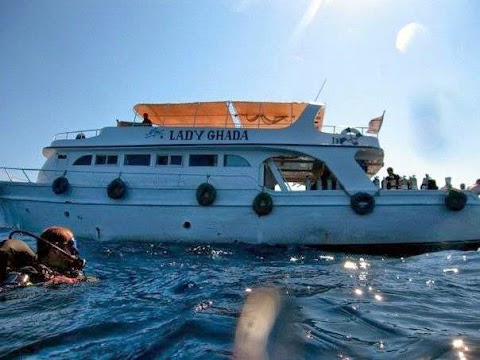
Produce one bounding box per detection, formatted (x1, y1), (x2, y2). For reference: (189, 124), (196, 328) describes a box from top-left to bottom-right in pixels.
(0, 101), (479, 254)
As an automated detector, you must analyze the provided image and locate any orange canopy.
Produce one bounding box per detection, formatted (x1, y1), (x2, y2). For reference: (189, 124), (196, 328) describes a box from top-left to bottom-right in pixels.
(134, 101), (320, 129)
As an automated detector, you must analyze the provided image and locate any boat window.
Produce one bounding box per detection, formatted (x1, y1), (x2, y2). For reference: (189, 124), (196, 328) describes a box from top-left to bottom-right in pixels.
(124, 154), (151, 166)
(170, 155), (183, 166)
(189, 154), (217, 167)
(95, 155), (118, 165)
(73, 155), (92, 166)
(107, 155), (118, 165)
(57, 154), (67, 160)
(156, 155), (183, 166)
(156, 155), (168, 166)
(96, 155), (106, 165)
(224, 155), (250, 167)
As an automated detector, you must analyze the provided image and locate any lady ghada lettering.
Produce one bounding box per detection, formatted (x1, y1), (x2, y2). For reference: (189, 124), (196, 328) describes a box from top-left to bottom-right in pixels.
(166, 129), (249, 141)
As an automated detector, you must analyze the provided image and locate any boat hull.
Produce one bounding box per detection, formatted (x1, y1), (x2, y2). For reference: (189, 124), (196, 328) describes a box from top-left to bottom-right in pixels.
(1, 182), (479, 253)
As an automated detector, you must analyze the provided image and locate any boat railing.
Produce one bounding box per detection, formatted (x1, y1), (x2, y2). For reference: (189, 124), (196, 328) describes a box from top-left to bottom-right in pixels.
(50, 124), (376, 138)
(0, 167), (57, 183)
(322, 125), (377, 137)
(0, 167), (260, 190)
(52, 129), (102, 141)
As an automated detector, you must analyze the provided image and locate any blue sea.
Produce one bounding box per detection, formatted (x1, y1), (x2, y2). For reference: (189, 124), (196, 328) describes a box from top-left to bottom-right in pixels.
(1, 228), (479, 359)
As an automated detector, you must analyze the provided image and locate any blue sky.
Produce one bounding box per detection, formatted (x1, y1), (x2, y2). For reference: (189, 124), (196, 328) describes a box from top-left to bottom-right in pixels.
(1, 0), (479, 187)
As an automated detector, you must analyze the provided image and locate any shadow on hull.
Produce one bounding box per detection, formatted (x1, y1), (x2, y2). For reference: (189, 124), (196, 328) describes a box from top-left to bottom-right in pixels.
(307, 240), (480, 257)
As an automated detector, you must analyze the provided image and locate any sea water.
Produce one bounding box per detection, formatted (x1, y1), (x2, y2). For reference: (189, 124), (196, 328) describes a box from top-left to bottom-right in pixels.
(0, 228), (479, 359)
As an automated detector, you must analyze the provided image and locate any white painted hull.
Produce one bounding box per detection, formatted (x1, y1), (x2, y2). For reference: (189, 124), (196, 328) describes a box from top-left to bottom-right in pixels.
(1, 183), (479, 248)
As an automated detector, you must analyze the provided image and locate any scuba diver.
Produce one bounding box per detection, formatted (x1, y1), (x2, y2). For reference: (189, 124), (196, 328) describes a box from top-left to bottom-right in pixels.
(0, 226), (86, 290)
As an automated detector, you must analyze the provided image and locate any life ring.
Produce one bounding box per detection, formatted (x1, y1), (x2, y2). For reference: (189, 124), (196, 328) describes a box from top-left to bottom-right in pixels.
(253, 192), (273, 216)
(444, 189), (467, 211)
(196, 183), (216, 206)
(341, 127), (362, 138)
(52, 176), (69, 195)
(350, 192), (375, 215)
(107, 178), (127, 200)
(340, 127), (362, 144)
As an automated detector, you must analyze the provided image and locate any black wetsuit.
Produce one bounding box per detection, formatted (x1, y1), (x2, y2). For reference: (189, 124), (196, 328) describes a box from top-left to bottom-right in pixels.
(386, 174), (400, 189)
(0, 239), (37, 282)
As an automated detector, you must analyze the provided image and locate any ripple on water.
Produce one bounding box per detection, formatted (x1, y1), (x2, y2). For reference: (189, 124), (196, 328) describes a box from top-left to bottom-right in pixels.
(1, 231), (480, 358)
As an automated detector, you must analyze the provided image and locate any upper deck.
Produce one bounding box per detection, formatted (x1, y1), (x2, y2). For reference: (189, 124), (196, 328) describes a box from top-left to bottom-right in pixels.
(48, 101), (383, 152)
(133, 101), (322, 129)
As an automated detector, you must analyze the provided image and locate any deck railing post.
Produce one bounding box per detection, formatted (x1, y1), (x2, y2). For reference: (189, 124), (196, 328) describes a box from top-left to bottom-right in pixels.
(4, 168), (13, 182)
(22, 169), (31, 183)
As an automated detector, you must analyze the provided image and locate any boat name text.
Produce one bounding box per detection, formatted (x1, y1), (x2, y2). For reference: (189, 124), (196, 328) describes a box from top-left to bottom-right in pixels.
(146, 128), (249, 141)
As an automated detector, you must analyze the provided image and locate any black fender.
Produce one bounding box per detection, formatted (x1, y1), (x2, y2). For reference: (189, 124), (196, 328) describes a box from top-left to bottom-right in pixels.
(253, 192), (273, 216)
(350, 192), (375, 215)
(444, 189), (467, 211)
(196, 183), (217, 206)
(107, 178), (127, 200)
(52, 176), (69, 195)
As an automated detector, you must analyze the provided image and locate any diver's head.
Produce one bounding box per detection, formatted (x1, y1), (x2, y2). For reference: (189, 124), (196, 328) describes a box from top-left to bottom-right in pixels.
(37, 226), (83, 270)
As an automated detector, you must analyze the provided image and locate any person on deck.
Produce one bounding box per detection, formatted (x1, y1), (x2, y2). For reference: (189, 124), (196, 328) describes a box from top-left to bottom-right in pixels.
(385, 167), (400, 190)
(320, 166), (337, 190)
(467, 179), (480, 195)
(0, 226), (86, 287)
(142, 112), (152, 126)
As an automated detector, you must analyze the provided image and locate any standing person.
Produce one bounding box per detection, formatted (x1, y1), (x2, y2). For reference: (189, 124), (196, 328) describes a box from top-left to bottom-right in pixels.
(441, 177), (452, 191)
(421, 174), (430, 189)
(385, 167), (400, 189)
(0, 226), (85, 286)
(142, 112), (152, 126)
(320, 166), (337, 190)
(467, 179), (480, 195)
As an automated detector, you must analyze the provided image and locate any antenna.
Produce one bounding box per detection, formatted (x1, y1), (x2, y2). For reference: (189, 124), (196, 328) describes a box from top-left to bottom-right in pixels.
(314, 78), (327, 102)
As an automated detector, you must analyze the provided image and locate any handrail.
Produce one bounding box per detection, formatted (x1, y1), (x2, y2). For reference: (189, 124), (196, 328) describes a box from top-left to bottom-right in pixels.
(0, 166), (260, 189)
(0, 167), (55, 183)
(322, 125), (374, 136)
(21, 169), (32, 183)
(52, 129), (101, 141)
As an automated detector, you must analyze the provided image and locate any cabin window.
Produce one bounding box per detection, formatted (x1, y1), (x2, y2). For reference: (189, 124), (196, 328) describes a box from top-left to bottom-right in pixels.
(107, 155), (118, 165)
(96, 155), (107, 165)
(156, 155), (168, 166)
(95, 155), (118, 165)
(124, 154), (151, 166)
(73, 155), (92, 166)
(170, 155), (183, 166)
(57, 154), (67, 160)
(224, 155), (250, 167)
(156, 155), (183, 166)
(189, 154), (217, 167)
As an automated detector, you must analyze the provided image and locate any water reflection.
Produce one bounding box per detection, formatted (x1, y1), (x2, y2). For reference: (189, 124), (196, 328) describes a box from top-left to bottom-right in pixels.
(453, 338), (471, 360)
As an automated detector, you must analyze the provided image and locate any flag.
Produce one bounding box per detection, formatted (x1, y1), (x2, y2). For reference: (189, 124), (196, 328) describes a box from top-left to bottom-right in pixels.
(367, 111), (385, 134)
